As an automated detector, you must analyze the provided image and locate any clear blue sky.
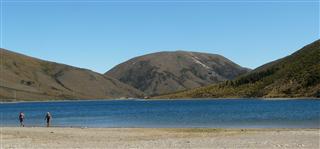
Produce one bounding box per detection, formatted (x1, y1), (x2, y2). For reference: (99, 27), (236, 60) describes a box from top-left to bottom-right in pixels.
(1, 0), (319, 73)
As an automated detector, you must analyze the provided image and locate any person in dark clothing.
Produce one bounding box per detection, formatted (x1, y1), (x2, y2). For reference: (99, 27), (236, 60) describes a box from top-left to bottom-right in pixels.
(19, 112), (25, 127)
(45, 112), (52, 127)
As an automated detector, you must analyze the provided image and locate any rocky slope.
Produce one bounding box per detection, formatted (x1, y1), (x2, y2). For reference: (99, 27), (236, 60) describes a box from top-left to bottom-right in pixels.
(106, 51), (250, 96)
(157, 40), (320, 99)
(0, 49), (144, 101)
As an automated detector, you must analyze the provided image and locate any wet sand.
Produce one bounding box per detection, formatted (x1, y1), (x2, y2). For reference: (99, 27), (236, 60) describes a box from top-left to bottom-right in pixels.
(1, 127), (319, 149)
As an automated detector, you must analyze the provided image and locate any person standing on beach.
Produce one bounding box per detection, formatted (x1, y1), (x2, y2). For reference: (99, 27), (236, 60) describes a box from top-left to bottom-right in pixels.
(45, 112), (52, 127)
(19, 112), (25, 127)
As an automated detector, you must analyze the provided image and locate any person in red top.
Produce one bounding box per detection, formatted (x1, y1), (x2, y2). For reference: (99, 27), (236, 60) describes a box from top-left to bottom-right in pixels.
(19, 112), (25, 127)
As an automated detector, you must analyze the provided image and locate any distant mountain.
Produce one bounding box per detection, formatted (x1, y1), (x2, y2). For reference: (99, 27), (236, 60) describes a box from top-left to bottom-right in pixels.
(0, 49), (144, 101)
(158, 40), (320, 99)
(106, 51), (250, 96)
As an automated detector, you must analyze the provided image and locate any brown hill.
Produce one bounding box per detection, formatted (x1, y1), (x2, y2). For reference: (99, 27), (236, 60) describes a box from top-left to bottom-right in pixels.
(0, 49), (144, 101)
(106, 51), (250, 96)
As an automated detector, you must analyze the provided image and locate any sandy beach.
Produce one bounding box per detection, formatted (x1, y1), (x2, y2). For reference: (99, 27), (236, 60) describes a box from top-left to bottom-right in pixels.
(0, 127), (319, 149)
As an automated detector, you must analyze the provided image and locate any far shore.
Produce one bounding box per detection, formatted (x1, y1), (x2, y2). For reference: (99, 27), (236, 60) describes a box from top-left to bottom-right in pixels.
(1, 97), (319, 103)
(1, 127), (319, 149)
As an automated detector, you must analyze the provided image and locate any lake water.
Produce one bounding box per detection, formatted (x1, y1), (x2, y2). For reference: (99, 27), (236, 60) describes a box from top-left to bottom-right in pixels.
(0, 99), (319, 128)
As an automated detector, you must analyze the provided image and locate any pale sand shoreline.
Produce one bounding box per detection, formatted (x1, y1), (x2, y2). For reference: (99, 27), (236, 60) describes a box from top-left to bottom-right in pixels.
(1, 127), (319, 149)
(1, 98), (319, 104)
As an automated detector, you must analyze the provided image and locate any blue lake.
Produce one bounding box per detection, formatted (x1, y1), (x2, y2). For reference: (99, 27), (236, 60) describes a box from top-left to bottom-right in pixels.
(0, 99), (319, 128)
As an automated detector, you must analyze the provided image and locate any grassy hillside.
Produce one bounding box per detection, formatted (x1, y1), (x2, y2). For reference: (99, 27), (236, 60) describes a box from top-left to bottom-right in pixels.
(0, 49), (144, 101)
(156, 40), (320, 99)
